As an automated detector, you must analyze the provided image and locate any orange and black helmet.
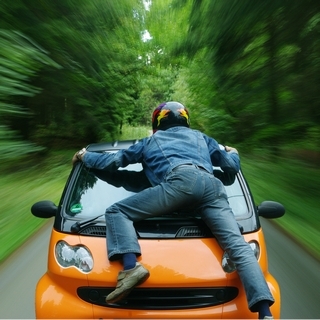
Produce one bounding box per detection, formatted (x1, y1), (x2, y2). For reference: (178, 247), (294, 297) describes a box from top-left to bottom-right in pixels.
(152, 102), (190, 133)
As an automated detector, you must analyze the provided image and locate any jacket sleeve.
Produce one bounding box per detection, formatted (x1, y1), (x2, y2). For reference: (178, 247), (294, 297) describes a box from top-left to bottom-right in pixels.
(203, 134), (240, 174)
(91, 168), (151, 192)
(82, 140), (145, 170)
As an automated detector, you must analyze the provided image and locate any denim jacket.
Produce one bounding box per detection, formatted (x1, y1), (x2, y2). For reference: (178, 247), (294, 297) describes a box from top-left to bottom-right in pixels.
(83, 126), (240, 186)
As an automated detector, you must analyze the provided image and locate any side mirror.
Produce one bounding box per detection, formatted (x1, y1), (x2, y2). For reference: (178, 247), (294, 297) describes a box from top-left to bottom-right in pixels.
(257, 201), (285, 219)
(31, 200), (57, 218)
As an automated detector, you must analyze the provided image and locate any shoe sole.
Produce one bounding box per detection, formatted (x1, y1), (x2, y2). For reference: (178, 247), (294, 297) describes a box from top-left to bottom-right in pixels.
(106, 271), (150, 304)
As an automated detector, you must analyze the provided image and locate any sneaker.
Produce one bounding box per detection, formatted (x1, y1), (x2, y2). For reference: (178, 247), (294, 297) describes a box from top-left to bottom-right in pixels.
(106, 262), (150, 304)
(263, 317), (274, 319)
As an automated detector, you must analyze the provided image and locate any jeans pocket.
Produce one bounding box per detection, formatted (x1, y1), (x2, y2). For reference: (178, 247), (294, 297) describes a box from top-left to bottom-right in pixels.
(167, 169), (199, 193)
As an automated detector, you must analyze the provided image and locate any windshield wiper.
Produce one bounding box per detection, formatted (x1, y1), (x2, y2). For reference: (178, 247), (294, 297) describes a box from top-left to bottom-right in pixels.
(71, 214), (105, 233)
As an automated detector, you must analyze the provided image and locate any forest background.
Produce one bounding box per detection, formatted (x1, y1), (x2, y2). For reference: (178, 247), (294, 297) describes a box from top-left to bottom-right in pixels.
(0, 0), (319, 262)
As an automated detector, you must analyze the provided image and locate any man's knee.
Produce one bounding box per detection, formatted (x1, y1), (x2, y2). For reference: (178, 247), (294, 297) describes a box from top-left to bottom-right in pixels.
(105, 204), (119, 215)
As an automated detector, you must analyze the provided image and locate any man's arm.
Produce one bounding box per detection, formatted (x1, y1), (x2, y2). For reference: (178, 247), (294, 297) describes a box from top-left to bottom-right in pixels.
(72, 141), (145, 170)
(92, 169), (151, 192)
(72, 148), (119, 170)
(222, 145), (240, 173)
(204, 134), (240, 174)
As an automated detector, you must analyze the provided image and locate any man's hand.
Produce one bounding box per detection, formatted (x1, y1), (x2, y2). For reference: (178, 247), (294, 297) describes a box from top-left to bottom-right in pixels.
(225, 146), (238, 154)
(72, 148), (86, 165)
(72, 152), (79, 165)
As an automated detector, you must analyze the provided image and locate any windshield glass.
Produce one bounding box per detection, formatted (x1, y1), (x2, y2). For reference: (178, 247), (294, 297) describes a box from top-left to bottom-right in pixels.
(65, 163), (248, 220)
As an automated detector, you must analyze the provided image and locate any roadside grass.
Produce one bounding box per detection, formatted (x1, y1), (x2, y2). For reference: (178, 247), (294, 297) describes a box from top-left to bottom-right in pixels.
(0, 151), (72, 263)
(0, 141), (319, 263)
(113, 125), (151, 140)
(241, 156), (320, 260)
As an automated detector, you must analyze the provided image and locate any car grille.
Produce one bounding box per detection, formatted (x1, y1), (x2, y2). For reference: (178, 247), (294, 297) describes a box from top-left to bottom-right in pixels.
(80, 225), (106, 236)
(78, 225), (213, 238)
(176, 226), (210, 237)
(77, 287), (238, 309)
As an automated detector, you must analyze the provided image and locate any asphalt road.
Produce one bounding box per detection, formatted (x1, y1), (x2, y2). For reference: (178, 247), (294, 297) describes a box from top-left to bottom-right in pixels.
(261, 219), (320, 319)
(0, 219), (319, 319)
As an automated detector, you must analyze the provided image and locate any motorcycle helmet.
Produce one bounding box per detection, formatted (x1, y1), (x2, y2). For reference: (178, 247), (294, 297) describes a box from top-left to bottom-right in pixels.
(152, 101), (190, 133)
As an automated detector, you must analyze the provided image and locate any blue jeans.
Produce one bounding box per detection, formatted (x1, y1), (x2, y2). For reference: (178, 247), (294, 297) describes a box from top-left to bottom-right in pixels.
(105, 165), (274, 310)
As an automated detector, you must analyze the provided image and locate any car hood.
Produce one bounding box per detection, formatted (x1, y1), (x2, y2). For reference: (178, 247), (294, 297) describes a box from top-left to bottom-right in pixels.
(80, 236), (229, 287)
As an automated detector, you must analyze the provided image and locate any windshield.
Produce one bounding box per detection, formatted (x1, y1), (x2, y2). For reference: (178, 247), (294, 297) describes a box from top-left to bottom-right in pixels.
(65, 163), (248, 221)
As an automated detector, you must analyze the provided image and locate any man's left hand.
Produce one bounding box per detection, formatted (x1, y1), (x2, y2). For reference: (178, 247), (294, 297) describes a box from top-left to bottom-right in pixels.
(225, 146), (238, 154)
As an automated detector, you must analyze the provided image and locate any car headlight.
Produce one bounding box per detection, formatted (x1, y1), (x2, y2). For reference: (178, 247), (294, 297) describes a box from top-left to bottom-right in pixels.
(222, 240), (260, 273)
(249, 240), (260, 259)
(55, 240), (93, 273)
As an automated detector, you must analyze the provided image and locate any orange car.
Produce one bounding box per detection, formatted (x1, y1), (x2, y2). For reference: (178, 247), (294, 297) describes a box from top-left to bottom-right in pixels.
(31, 140), (285, 319)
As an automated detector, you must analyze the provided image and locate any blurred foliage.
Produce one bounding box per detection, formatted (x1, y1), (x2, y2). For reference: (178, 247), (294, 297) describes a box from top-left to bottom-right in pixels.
(0, 125), (43, 160)
(0, 0), (147, 152)
(170, 0), (320, 156)
(0, 29), (59, 158)
(0, 0), (320, 162)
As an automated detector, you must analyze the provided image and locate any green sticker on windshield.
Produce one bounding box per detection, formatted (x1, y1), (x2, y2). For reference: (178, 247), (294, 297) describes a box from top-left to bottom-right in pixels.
(70, 203), (83, 214)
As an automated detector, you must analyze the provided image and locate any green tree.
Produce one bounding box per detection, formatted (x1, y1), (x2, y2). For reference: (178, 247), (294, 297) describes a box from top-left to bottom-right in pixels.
(0, 0), (147, 147)
(0, 29), (60, 159)
(172, 0), (320, 151)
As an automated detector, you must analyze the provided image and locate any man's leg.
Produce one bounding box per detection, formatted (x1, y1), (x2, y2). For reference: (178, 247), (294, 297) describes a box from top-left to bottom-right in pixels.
(105, 168), (200, 303)
(105, 168), (200, 260)
(199, 174), (274, 318)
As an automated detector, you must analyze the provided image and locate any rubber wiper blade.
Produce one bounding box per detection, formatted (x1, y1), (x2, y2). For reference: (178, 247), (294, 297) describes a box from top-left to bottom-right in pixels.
(71, 214), (104, 233)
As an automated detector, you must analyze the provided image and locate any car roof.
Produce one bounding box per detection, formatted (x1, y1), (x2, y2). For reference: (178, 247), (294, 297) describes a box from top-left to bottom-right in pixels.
(86, 140), (141, 152)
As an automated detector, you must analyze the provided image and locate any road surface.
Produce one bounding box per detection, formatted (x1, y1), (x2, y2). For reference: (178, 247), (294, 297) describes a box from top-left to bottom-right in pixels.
(0, 219), (319, 318)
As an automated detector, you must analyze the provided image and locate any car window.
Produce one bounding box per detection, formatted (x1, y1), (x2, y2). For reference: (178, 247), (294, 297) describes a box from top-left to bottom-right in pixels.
(65, 163), (249, 220)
